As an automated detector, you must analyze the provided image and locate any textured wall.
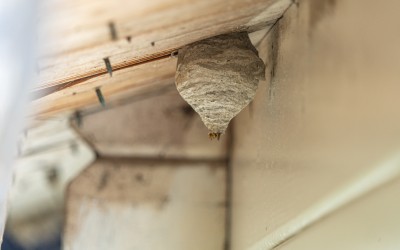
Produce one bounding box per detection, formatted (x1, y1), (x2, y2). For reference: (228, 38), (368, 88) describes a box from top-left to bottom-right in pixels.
(77, 88), (228, 159)
(64, 159), (226, 250)
(65, 88), (228, 250)
(277, 178), (400, 250)
(231, 0), (400, 249)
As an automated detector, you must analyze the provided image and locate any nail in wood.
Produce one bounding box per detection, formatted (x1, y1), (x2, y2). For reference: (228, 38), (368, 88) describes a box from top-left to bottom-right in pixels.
(103, 57), (112, 76)
(108, 21), (118, 41)
(95, 88), (106, 107)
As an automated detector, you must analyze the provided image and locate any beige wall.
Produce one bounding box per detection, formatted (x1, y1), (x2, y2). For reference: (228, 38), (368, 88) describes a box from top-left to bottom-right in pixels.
(277, 178), (400, 250)
(64, 88), (228, 250)
(231, 0), (400, 249)
(61, 0), (400, 249)
(77, 88), (228, 159)
(64, 159), (226, 250)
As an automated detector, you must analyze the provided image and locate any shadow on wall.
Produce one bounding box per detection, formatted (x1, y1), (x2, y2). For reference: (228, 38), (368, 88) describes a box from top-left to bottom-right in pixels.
(2, 231), (60, 250)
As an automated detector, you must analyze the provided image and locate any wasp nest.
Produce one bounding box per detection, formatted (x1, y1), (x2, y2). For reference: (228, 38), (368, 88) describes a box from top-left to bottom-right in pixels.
(175, 32), (265, 140)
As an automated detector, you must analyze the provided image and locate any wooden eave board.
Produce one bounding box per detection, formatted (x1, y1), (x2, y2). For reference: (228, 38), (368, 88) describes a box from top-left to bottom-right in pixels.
(33, 0), (291, 117)
(31, 57), (176, 118)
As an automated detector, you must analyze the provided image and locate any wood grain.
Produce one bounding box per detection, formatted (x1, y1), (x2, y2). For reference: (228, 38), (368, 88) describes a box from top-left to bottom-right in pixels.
(32, 0), (291, 117)
(35, 0), (291, 91)
(31, 57), (176, 118)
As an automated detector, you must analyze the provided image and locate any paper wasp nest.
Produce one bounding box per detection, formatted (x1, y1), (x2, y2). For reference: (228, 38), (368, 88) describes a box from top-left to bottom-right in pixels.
(175, 32), (265, 140)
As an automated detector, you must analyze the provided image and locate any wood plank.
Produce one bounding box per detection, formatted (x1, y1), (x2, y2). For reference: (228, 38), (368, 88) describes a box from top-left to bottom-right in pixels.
(31, 56), (177, 118)
(7, 119), (95, 247)
(31, 28), (273, 118)
(35, 0), (291, 93)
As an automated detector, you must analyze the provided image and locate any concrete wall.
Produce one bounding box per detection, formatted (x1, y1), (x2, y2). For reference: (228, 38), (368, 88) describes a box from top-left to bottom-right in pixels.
(231, 0), (400, 249)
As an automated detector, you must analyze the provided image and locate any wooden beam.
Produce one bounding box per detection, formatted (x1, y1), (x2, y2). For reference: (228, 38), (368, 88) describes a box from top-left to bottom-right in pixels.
(31, 28), (275, 118)
(35, 0), (291, 93)
(31, 57), (176, 118)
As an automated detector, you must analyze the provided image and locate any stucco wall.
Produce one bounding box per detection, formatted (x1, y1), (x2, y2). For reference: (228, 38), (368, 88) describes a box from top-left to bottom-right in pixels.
(231, 0), (400, 249)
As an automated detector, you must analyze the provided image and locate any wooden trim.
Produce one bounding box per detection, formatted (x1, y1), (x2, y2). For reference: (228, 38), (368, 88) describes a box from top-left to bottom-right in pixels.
(32, 0), (292, 117)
